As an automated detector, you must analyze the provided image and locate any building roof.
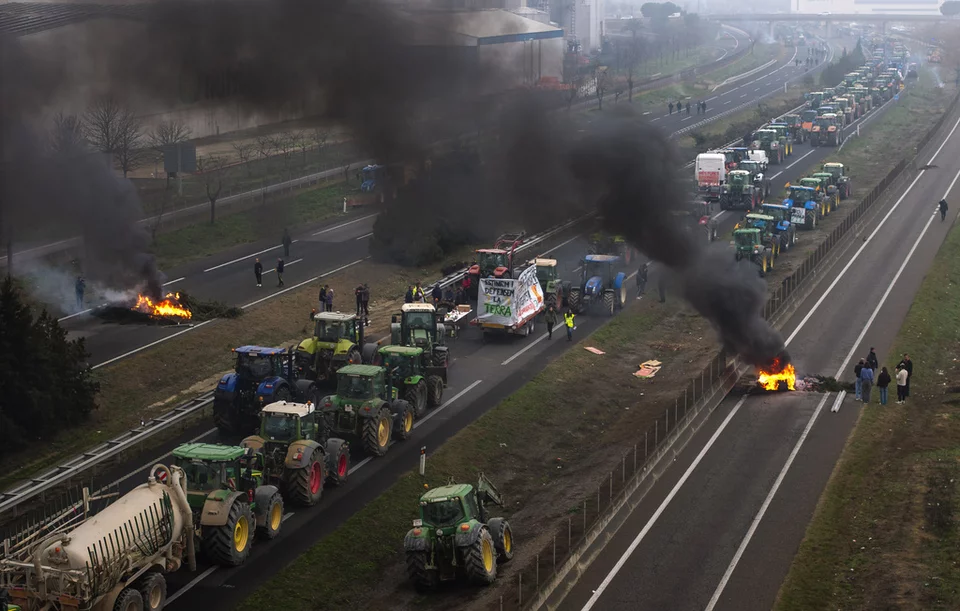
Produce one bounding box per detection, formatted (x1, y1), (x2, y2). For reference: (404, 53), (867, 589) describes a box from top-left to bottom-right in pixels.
(173, 443), (247, 462)
(403, 9), (563, 47)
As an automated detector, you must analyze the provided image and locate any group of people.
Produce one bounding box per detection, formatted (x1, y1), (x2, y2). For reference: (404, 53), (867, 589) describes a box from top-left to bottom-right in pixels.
(667, 100), (708, 116)
(543, 304), (576, 341)
(253, 229), (294, 288)
(854, 348), (912, 405)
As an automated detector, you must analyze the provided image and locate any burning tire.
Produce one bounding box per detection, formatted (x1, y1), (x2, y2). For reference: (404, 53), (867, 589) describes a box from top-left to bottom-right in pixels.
(324, 438), (350, 486)
(284, 447), (324, 506)
(362, 407), (392, 456)
(202, 501), (254, 566)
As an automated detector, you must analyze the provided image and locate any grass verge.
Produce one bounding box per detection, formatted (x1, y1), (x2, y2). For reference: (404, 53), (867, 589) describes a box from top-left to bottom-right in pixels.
(774, 213), (960, 611)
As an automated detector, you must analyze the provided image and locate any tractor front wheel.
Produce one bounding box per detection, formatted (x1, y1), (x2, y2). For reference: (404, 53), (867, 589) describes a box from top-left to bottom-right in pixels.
(202, 501), (254, 567)
(284, 447), (325, 507)
(405, 380), (427, 418)
(602, 291), (615, 317)
(392, 400), (415, 441)
(464, 528), (498, 585)
(427, 375), (444, 408)
(324, 438), (350, 485)
(488, 518), (515, 562)
(406, 551), (439, 592)
(362, 408), (392, 456)
(567, 289), (582, 314)
(256, 492), (284, 540)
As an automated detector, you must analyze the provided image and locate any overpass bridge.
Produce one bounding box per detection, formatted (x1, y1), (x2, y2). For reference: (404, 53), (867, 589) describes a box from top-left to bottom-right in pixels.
(706, 13), (953, 36)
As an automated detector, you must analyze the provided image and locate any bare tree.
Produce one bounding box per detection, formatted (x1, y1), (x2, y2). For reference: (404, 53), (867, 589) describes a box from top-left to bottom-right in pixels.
(232, 141), (255, 176)
(595, 67), (609, 110)
(565, 74), (585, 111)
(270, 132), (294, 175)
(196, 155), (226, 224)
(290, 130), (311, 166)
(84, 97), (145, 177)
(313, 128), (329, 159)
(148, 119), (192, 152)
(49, 112), (86, 155)
(255, 135), (274, 161)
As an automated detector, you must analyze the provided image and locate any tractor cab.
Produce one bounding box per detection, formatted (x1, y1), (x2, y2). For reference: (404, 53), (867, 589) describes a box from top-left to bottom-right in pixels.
(813, 113), (839, 133)
(360, 164), (386, 193)
(807, 91), (824, 108)
(742, 213), (776, 232)
(472, 250), (510, 279)
(580, 254), (621, 293)
(296, 311), (368, 383)
(378, 345), (429, 383)
(733, 228), (763, 256)
(785, 185), (817, 208)
(255, 401), (323, 444)
(391, 303), (442, 348)
(801, 109), (818, 133)
(214, 346), (305, 433)
(822, 162), (851, 199)
(334, 365), (386, 402)
(172, 443), (256, 503)
(530, 258), (560, 293)
(232, 346), (290, 383)
(760, 203), (793, 225)
(738, 160), (766, 181)
(724, 169), (752, 192)
(798, 177), (824, 194)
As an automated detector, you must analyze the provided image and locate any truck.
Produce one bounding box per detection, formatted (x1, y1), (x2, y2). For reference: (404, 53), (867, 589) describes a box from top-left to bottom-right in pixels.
(719, 170), (761, 211)
(695, 152), (726, 201)
(465, 233), (525, 298)
(296, 311), (379, 385)
(566, 254), (627, 316)
(404, 473), (514, 590)
(471, 263), (545, 336)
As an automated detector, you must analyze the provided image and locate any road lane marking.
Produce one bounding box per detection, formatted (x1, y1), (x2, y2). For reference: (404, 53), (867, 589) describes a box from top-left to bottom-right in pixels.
(321, 257), (367, 278)
(539, 234), (581, 256)
(501, 329), (551, 366)
(724, 100), (732, 104)
(356, 232), (374, 240)
(58, 308), (92, 322)
(92, 320), (216, 369)
(202, 240), (299, 273)
(242, 258), (367, 309)
(580, 396), (750, 611)
(311, 213), (378, 236)
(166, 566), (218, 604)
(163, 277), (186, 287)
(785, 114), (960, 346)
(784, 149), (816, 169)
(261, 258), (303, 275)
(703, 392), (832, 611)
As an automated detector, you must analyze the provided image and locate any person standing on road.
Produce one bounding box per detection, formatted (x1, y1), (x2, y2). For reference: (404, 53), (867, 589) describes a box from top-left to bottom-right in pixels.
(75, 275), (85, 309)
(854, 358), (864, 400)
(896, 365), (909, 403)
(897, 353), (913, 397)
(636, 263), (648, 299)
(431, 283), (443, 305)
(545, 304), (558, 339)
(276, 258), (285, 287)
(685, 101), (691, 116)
(866, 347), (879, 372)
(324, 285), (334, 311)
(563, 308), (575, 341)
(877, 366), (891, 405)
(669, 101), (674, 115)
(939, 198), (948, 221)
(860, 361), (874, 403)
(412, 282), (425, 303)
(282, 228), (292, 258)
(405, 285), (414, 304)
(361, 283), (370, 325)
(355, 284), (364, 316)
(254, 259), (263, 287)
(319, 284), (327, 309)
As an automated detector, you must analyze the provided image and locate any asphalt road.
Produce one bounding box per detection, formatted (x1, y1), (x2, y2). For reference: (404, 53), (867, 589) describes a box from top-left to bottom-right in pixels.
(559, 81), (960, 611)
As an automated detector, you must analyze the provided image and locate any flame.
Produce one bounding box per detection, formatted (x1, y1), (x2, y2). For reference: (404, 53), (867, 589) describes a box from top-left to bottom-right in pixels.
(132, 292), (192, 319)
(757, 358), (796, 391)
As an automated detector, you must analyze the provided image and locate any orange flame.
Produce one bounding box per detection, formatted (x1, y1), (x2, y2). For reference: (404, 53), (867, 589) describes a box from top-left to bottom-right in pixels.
(132, 292), (192, 319)
(757, 360), (796, 391)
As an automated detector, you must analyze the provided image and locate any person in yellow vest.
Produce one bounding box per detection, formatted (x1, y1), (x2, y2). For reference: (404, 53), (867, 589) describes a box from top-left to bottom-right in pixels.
(563, 308), (575, 342)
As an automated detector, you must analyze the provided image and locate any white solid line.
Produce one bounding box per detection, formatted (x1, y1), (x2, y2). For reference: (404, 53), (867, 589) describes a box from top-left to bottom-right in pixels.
(580, 396), (749, 611)
(312, 213), (378, 236)
(501, 330), (551, 366)
(348, 456), (372, 475)
(261, 258), (304, 275)
(538, 234), (580, 256)
(703, 392), (832, 611)
(163, 277), (186, 287)
(414, 379), (483, 429)
(321, 257), (368, 278)
(740, 94), (747, 98)
(785, 115), (960, 347)
(202, 240), (298, 273)
(58, 308), (93, 322)
(92, 320), (216, 369)
(711, 210), (728, 222)
(830, 390), (847, 413)
(356, 232), (374, 240)
(784, 148), (816, 169)
(166, 566), (218, 604)
(770, 171), (782, 180)
(282, 512), (294, 523)
(724, 100), (732, 104)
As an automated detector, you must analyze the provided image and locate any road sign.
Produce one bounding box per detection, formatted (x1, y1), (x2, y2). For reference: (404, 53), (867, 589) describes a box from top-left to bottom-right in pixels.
(161, 142), (197, 174)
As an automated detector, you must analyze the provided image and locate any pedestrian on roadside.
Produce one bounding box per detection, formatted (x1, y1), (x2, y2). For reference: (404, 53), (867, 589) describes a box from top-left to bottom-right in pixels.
(324, 285), (334, 312)
(896, 365), (909, 403)
(454, 284), (466, 306)
(860, 361), (874, 403)
(702, 100), (707, 114)
(877, 366), (892, 405)
(685, 101), (691, 115)
(319, 284), (327, 309)
(939, 198), (948, 221)
(866, 347), (879, 372)
(405, 285), (414, 304)
(355, 284), (364, 316)
(431, 283), (443, 304)
(443, 285), (455, 304)
(545, 304), (558, 339)
(282, 228), (292, 258)
(75, 275), (85, 309)
(276, 258), (285, 287)
(636, 263), (648, 298)
(361, 283), (370, 324)
(254, 259), (263, 287)
(897, 353), (913, 397)
(563, 308), (575, 341)
(854, 359), (864, 400)
(413, 281), (425, 303)
(669, 101), (674, 115)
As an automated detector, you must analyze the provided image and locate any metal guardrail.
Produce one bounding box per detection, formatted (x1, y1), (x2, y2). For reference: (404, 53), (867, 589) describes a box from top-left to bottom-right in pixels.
(0, 216), (590, 518)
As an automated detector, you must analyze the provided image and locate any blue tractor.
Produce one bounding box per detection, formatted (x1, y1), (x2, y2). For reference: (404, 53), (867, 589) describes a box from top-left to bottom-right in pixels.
(760, 203), (798, 250)
(783, 184), (822, 230)
(214, 346), (320, 436)
(566, 254), (627, 316)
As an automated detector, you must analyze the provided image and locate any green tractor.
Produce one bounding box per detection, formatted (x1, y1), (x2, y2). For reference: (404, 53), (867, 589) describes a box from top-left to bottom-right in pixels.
(389, 302), (449, 368)
(296, 311), (379, 384)
(822, 162), (852, 199)
(378, 345), (446, 418)
(733, 228), (773, 276)
(782, 114), (806, 144)
(737, 213), (783, 257)
(798, 177), (833, 216)
(319, 364), (414, 457)
(240, 400), (351, 506)
(529, 258), (567, 310)
(765, 123), (794, 156)
(736, 160), (771, 198)
(811, 172), (842, 209)
(589, 232), (637, 263)
(753, 129), (785, 165)
(719, 170), (761, 211)
(404, 473), (514, 590)
(170, 443), (285, 567)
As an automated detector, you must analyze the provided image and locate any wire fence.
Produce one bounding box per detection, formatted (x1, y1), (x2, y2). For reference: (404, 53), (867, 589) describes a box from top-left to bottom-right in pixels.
(493, 88), (960, 611)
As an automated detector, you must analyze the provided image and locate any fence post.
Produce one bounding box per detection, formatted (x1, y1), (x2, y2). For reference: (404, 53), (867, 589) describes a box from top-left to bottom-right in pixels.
(519, 574), (523, 607)
(609, 473), (613, 501)
(655, 419), (659, 447)
(568, 516), (572, 551)
(634, 443), (637, 473)
(645, 431), (648, 459)
(622, 454), (626, 483)
(553, 535), (557, 573)
(536, 554), (540, 587)
(666, 408), (669, 433)
(583, 500), (587, 532)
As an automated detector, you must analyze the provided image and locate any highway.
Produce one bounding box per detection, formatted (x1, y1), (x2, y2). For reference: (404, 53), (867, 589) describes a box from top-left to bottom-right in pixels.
(558, 81), (960, 611)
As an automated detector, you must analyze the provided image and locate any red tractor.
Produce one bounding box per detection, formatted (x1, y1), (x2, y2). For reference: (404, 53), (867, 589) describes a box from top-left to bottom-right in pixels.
(465, 233), (525, 299)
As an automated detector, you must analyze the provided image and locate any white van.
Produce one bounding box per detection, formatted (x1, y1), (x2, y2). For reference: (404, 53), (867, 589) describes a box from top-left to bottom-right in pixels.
(695, 153), (726, 200)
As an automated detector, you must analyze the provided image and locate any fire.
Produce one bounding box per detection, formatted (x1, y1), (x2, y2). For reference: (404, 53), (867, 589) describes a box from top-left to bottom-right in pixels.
(132, 292), (192, 319)
(757, 359), (796, 391)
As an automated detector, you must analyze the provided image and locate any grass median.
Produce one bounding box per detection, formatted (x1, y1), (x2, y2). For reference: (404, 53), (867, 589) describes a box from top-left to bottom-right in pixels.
(774, 215), (960, 611)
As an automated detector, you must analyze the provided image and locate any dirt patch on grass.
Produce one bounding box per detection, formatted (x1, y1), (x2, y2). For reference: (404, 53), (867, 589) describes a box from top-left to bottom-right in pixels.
(774, 212), (960, 611)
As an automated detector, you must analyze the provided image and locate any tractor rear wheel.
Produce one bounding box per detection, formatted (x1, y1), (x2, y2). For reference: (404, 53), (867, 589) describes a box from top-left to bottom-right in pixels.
(256, 492), (284, 539)
(602, 291), (615, 317)
(284, 447), (325, 507)
(405, 380), (427, 418)
(202, 501), (254, 567)
(463, 528), (497, 585)
(213, 398), (239, 436)
(406, 551), (439, 592)
(112, 587), (144, 611)
(324, 438), (350, 486)
(362, 408), (392, 456)
(427, 375), (444, 408)
(134, 573), (166, 611)
(488, 518), (515, 562)
(568, 289), (582, 314)
(346, 347), (362, 367)
(391, 400), (415, 441)
(275, 387), (291, 403)
(546, 293), (558, 310)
